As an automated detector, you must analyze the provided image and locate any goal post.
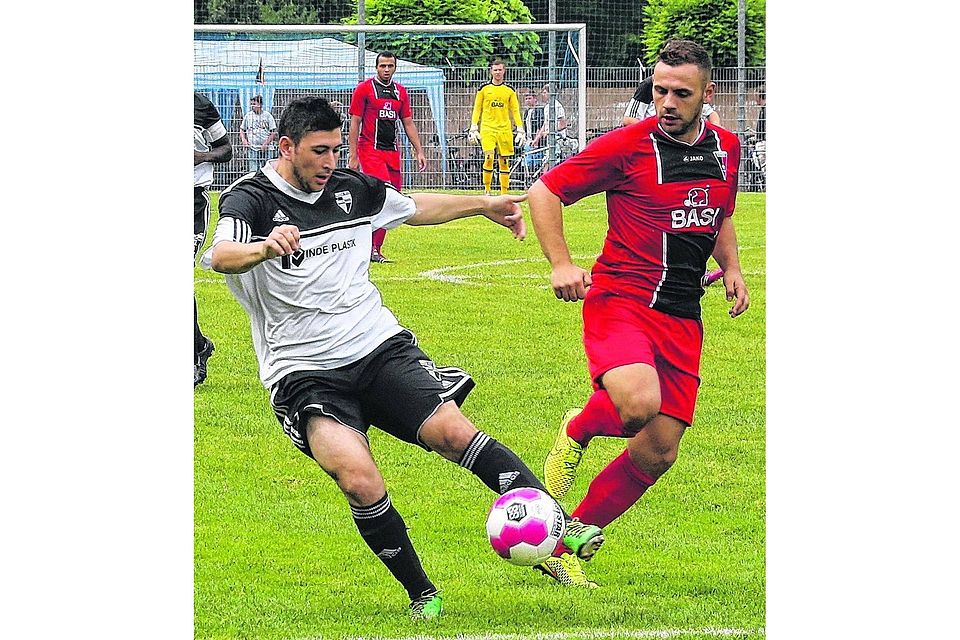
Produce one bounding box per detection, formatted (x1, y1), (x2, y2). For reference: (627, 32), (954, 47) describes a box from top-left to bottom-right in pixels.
(194, 23), (587, 191)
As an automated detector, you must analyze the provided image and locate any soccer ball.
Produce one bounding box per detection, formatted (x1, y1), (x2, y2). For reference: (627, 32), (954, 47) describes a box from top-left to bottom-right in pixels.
(486, 487), (566, 566)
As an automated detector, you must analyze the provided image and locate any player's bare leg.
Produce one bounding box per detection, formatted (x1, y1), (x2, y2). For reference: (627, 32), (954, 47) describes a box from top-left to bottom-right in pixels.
(306, 416), (440, 618)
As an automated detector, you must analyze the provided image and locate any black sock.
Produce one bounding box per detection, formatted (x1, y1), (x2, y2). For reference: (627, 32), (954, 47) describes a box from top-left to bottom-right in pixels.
(351, 494), (436, 600)
(459, 431), (550, 496)
(194, 297), (206, 353)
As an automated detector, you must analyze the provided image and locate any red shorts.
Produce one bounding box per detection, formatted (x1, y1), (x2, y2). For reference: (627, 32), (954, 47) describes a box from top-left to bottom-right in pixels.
(582, 288), (704, 425)
(358, 147), (402, 189)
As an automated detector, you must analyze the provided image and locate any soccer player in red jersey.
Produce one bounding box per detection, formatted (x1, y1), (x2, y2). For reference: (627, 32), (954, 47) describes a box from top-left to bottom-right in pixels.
(528, 39), (751, 587)
(348, 51), (427, 263)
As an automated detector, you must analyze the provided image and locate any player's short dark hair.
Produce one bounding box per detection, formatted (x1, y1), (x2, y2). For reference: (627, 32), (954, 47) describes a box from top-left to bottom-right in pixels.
(250, 95), (262, 104)
(376, 51), (396, 65)
(658, 39), (712, 77)
(278, 96), (342, 144)
(491, 58), (505, 68)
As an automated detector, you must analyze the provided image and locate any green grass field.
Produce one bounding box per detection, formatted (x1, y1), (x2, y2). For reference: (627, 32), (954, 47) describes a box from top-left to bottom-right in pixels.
(194, 191), (766, 640)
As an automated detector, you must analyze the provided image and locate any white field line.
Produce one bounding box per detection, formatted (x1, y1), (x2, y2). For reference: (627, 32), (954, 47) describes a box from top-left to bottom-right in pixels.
(292, 627), (765, 640)
(195, 251), (765, 288)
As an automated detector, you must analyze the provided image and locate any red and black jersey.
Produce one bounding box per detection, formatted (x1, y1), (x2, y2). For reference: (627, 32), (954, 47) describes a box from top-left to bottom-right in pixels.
(540, 117), (740, 320)
(349, 78), (412, 152)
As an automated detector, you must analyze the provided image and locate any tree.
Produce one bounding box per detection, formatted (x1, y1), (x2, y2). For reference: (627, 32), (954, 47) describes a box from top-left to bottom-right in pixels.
(196, 0), (349, 25)
(345, 0), (541, 68)
(641, 0), (765, 67)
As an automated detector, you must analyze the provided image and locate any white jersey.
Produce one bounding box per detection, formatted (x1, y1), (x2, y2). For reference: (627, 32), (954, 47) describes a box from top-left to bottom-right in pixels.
(209, 161), (417, 387)
(194, 93), (228, 187)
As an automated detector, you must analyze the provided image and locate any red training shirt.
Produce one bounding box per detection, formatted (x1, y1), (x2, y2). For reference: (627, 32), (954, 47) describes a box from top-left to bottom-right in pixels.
(349, 78), (412, 153)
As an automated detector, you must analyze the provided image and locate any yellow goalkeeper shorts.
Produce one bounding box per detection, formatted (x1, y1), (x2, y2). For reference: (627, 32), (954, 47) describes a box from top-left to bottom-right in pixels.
(480, 128), (515, 157)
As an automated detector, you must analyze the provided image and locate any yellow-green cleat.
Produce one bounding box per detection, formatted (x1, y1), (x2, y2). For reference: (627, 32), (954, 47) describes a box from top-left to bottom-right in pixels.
(409, 591), (443, 621)
(544, 408), (584, 499)
(535, 552), (599, 588)
(563, 518), (604, 561)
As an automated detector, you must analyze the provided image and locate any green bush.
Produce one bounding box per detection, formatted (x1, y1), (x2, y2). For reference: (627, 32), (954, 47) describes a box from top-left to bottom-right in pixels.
(642, 0), (765, 67)
(345, 0), (541, 68)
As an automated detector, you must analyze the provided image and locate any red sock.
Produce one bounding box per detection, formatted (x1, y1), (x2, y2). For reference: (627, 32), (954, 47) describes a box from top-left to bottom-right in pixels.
(571, 449), (656, 529)
(372, 228), (387, 253)
(566, 389), (626, 446)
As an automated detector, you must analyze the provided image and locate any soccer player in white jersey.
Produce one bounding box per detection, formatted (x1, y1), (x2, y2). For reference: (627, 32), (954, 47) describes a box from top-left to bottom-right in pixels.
(206, 96), (605, 620)
(193, 92), (232, 386)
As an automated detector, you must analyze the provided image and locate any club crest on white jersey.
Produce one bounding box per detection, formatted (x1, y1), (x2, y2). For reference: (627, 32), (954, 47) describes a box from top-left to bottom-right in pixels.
(335, 191), (353, 214)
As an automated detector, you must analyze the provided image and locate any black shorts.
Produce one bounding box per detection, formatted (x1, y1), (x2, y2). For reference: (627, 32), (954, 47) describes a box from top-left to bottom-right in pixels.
(269, 330), (475, 459)
(194, 186), (210, 258)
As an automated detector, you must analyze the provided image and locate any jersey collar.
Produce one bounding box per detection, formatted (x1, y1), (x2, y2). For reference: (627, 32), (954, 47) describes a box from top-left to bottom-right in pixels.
(263, 160), (324, 204)
(655, 118), (707, 146)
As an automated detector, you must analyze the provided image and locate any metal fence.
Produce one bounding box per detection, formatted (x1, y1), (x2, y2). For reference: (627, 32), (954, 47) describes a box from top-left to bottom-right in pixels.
(204, 65), (765, 193)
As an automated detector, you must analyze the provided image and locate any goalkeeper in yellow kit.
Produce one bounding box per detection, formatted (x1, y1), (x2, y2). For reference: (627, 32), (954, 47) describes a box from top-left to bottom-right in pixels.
(469, 59), (526, 194)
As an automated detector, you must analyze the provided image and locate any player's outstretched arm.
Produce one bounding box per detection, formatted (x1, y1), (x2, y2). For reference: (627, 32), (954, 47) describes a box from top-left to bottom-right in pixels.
(528, 180), (591, 302)
(211, 224), (301, 274)
(406, 193), (526, 240)
(712, 216), (749, 317)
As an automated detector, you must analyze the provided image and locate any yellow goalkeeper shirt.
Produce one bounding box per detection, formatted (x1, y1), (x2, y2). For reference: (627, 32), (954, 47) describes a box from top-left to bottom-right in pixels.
(472, 82), (522, 133)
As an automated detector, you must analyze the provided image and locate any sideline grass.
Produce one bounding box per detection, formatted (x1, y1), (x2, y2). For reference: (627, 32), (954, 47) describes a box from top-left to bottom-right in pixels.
(195, 191), (765, 640)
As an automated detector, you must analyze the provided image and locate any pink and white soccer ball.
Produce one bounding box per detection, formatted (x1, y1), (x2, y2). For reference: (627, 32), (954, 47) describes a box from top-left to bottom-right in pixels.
(486, 487), (566, 566)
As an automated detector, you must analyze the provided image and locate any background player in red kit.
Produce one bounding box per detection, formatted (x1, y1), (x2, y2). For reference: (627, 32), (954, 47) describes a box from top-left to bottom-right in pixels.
(348, 51), (427, 263)
(528, 39), (750, 587)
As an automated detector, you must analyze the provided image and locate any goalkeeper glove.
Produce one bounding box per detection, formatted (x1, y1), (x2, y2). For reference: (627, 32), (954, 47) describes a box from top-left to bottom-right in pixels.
(468, 124), (480, 144)
(514, 127), (527, 146)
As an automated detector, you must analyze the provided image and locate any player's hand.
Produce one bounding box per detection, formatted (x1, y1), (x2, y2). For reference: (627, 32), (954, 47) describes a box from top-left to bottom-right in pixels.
(347, 154), (360, 171)
(550, 263), (591, 302)
(514, 127), (527, 146)
(723, 269), (750, 317)
(261, 224), (300, 260)
(483, 194), (527, 240)
(416, 150), (427, 172)
(468, 124), (480, 144)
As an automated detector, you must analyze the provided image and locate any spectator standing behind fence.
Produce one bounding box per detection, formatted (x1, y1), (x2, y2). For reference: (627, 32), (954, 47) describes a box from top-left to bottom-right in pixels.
(240, 95), (278, 173)
(531, 85), (568, 149)
(623, 76), (721, 127)
(469, 59), (526, 195)
(349, 51), (428, 264)
(522, 91), (545, 173)
(753, 86), (765, 172)
(194, 92), (233, 387)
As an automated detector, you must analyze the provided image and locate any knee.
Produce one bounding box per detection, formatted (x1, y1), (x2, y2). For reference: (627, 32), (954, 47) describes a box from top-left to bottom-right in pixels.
(617, 392), (661, 434)
(420, 405), (477, 461)
(329, 466), (384, 505)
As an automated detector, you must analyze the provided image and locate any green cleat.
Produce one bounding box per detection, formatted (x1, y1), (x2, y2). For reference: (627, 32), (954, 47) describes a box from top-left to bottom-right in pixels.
(544, 408), (584, 498)
(563, 518), (604, 560)
(409, 591), (443, 621)
(535, 552), (599, 588)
